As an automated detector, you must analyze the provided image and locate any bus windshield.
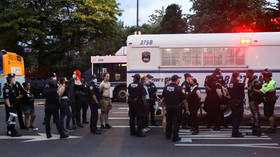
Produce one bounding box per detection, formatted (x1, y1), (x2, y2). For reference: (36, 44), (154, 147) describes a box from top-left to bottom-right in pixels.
(94, 63), (127, 82)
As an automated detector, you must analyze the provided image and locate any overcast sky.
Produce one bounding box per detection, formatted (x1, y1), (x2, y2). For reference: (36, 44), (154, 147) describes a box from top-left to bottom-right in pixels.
(116, 0), (279, 26)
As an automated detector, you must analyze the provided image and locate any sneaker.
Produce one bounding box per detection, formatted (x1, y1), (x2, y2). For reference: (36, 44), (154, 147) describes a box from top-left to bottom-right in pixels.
(172, 137), (181, 142)
(100, 125), (105, 129)
(60, 134), (69, 139)
(91, 130), (102, 135)
(47, 134), (52, 138)
(105, 124), (112, 129)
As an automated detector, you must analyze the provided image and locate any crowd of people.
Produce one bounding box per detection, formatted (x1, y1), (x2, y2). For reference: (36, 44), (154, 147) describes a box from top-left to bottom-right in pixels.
(128, 68), (278, 142)
(4, 70), (112, 138)
(3, 68), (278, 142)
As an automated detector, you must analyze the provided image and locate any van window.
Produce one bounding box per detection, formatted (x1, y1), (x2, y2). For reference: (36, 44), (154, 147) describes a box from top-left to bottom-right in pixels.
(161, 47), (246, 66)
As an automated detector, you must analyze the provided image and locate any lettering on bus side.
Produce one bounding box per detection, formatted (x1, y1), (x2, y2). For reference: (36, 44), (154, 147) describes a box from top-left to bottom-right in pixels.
(140, 40), (153, 46)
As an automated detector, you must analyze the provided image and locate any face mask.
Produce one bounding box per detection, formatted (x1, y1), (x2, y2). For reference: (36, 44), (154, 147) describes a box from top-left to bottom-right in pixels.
(146, 80), (150, 84)
(93, 79), (97, 83)
(53, 77), (57, 81)
(73, 74), (77, 79)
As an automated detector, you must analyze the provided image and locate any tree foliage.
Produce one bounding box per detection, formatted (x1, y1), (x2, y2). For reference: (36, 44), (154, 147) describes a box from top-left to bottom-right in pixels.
(188, 0), (270, 33)
(0, 0), (121, 77)
(159, 4), (188, 34)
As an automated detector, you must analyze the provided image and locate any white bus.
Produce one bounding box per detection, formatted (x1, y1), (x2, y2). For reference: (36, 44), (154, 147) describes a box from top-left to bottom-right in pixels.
(91, 55), (127, 102)
(126, 32), (280, 103)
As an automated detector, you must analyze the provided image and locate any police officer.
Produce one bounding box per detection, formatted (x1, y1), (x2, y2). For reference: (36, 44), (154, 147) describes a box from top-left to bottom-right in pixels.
(88, 74), (102, 135)
(128, 74), (146, 137)
(255, 69), (277, 133)
(228, 72), (245, 137)
(181, 73), (192, 129)
(146, 74), (158, 126)
(204, 68), (224, 130)
(44, 80), (68, 139)
(81, 77), (89, 124)
(14, 79), (25, 129)
(246, 70), (262, 136)
(3, 73), (21, 137)
(162, 75), (189, 142)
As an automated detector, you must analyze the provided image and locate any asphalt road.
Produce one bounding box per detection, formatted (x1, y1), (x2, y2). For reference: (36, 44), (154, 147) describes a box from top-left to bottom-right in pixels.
(0, 103), (280, 157)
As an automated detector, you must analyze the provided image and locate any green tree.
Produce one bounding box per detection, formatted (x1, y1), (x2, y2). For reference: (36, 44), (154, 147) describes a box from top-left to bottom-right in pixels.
(0, 0), (121, 77)
(159, 4), (188, 34)
(188, 0), (269, 33)
(264, 0), (280, 31)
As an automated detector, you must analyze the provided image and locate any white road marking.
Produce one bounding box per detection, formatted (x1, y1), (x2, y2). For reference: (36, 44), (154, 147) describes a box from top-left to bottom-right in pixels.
(117, 107), (129, 110)
(179, 137), (271, 140)
(0, 133), (81, 143)
(109, 117), (130, 120)
(112, 112), (128, 114)
(175, 143), (280, 149)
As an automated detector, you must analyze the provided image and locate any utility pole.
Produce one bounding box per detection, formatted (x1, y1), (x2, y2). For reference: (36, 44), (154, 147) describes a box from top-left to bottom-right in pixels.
(135, 0), (141, 35)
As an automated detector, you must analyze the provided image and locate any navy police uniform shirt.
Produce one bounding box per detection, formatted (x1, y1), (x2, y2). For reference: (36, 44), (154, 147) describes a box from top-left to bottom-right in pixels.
(88, 81), (101, 103)
(128, 81), (146, 102)
(147, 82), (157, 100)
(181, 81), (191, 96)
(228, 79), (245, 100)
(3, 83), (17, 107)
(162, 82), (186, 109)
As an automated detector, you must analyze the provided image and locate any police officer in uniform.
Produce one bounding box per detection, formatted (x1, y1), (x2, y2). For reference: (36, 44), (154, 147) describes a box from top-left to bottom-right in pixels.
(146, 74), (158, 126)
(228, 72), (245, 137)
(3, 73), (22, 136)
(88, 74), (102, 135)
(204, 68), (224, 130)
(246, 70), (262, 136)
(181, 73), (192, 129)
(44, 80), (68, 139)
(81, 77), (89, 124)
(161, 75), (189, 142)
(128, 74), (146, 137)
(14, 79), (25, 129)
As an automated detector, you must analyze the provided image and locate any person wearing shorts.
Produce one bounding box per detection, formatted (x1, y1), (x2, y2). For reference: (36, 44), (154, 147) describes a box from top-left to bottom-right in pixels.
(255, 69), (277, 133)
(99, 73), (112, 129)
(22, 82), (36, 130)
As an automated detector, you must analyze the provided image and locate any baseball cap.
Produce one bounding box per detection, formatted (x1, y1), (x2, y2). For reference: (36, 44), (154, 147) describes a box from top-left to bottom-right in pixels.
(171, 75), (181, 81)
(132, 74), (141, 80)
(184, 73), (192, 78)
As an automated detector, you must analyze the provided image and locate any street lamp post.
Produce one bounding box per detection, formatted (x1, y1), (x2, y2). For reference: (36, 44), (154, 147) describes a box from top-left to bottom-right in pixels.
(136, 0), (139, 34)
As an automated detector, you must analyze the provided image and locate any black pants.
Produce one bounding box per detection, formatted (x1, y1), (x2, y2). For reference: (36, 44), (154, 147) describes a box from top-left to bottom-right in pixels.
(89, 103), (98, 132)
(230, 102), (244, 134)
(166, 107), (181, 140)
(144, 100), (150, 127)
(129, 102), (144, 135)
(45, 108), (65, 136)
(15, 103), (25, 128)
(149, 99), (156, 124)
(82, 101), (89, 123)
(190, 103), (200, 130)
